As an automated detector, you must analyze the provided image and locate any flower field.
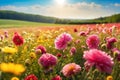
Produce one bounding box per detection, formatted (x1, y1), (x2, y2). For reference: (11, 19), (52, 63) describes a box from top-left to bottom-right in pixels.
(0, 23), (120, 80)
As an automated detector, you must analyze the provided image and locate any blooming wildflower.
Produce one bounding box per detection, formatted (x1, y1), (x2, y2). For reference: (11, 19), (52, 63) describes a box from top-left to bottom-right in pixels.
(52, 75), (62, 80)
(74, 28), (78, 32)
(5, 34), (8, 38)
(4, 30), (8, 38)
(56, 53), (62, 57)
(106, 37), (117, 49)
(11, 77), (19, 80)
(79, 31), (87, 36)
(86, 35), (100, 49)
(4, 30), (8, 34)
(0, 63), (25, 75)
(61, 63), (81, 77)
(2, 46), (17, 54)
(36, 45), (46, 54)
(38, 53), (57, 69)
(55, 32), (72, 50)
(0, 35), (4, 41)
(70, 47), (77, 55)
(30, 52), (36, 59)
(106, 76), (113, 80)
(83, 49), (114, 74)
(12, 32), (24, 46)
(25, 59), (31, 66)
(35, 49), (41, 55)
(24, 74), (38, 80)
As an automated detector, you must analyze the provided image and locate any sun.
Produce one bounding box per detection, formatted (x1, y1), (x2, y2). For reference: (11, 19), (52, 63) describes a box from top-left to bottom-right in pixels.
(54, 0), (66, 5)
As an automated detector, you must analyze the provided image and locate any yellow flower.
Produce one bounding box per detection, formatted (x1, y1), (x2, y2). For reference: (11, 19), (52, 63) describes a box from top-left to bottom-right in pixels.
(2, 46), (17, 54)
(11, 77), (19, 80)
(0, 63), (25, 75)
(30, 52), (36, 59)
(106, 76), (113, 80)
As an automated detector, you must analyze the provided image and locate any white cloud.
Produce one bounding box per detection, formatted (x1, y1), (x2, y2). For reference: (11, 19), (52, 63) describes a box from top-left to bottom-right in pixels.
(0, 2), (120, 19)
(114, 3), (120, 7)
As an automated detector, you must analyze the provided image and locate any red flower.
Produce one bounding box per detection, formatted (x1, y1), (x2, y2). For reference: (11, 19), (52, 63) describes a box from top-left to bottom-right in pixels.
(74, 28), (78, 32)
(24, 74), (38, 80)
(52, 75), (62, 80)
(12, 32), (24, 46)
(56, 53), (62, 57)
(36, 45), (47, 54)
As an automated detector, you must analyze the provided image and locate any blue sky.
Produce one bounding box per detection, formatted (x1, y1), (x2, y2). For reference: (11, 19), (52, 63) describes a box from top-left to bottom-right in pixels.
(0, 0), (120, 6)
(0, 0), (120, 19)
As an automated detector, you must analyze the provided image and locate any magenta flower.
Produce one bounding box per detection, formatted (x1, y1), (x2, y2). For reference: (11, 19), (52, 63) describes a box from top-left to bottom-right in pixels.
(51, 75), (62, 80)
(70, 47), (77, 55)
(61, 63), (81, 77)
(86, 35), (100, 49)
(83, 49), (114, 74)
(106, 37), (117, 49)
(78, 31), (87, 36)
(38, 53), (57, 69)
(55, 33), (72, 50)
(36, 45), (47, 54)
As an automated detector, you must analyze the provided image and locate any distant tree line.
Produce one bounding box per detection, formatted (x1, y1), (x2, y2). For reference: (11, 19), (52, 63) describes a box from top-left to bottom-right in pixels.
(0, 10), (57, 23)
(0, 10), (120, 24)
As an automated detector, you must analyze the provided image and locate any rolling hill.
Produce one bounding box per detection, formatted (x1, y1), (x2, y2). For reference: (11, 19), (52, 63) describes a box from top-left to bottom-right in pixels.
(0, 10), (58, 23)
(0, 10), (120, 24)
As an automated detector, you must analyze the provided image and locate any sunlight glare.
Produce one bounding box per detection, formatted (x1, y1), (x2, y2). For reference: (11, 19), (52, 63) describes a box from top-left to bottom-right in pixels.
(54, 0), (66, 5)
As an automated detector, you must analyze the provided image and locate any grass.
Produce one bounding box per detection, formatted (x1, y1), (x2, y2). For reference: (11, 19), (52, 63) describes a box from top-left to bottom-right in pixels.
(0, 19), (65, 28)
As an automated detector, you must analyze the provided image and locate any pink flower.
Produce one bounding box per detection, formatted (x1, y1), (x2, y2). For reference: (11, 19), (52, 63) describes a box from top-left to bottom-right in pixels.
(106, 37), (117, 49)
(61, 63), (81, 77)
(36, 45), (47, 54)
(55, 33), (72, 50)
(51, 75), (62, 80)
(24, 74), (38, 80)
(38, 53), (57, 69)
(83, 49), (114, 74)
(86, 35), (100, 49)
(12, 32), (24, 46)
(70, 47), (77, 55)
